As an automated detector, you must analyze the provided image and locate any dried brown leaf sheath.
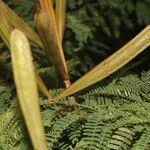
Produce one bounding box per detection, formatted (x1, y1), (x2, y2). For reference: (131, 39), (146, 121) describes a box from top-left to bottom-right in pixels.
(0, 0), (43, 48)
(0, 1), (52, 99)
(35, 1), (70, 85)
(55, 0), (67, 42)
(0, 14), (12, 48)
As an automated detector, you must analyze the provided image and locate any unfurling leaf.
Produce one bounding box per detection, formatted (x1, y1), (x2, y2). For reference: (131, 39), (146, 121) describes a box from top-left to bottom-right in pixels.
(35, 0), (70, 87)
(56, 25), (150, 99)
(10, 29), (47, 150)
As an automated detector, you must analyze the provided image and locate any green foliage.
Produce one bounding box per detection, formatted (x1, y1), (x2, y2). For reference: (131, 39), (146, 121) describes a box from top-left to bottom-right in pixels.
(0, 70), (150, 149)
(0, 0), (150, 149)
(5, 0), (38, 25)
(0, 84), (13, 114)
(0, 104), (31, 150)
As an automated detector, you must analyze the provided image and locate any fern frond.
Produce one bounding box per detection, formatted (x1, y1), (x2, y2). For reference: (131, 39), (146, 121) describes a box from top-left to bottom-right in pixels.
(82, 73), (146, 107)
(46, 111), (85, 149)
(107, 127), (134, 150)
(0, 104), (31, 150)
(75, 112), (112, 150)
(141, 71), (150, 101)
(131, 126), (150, 150)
